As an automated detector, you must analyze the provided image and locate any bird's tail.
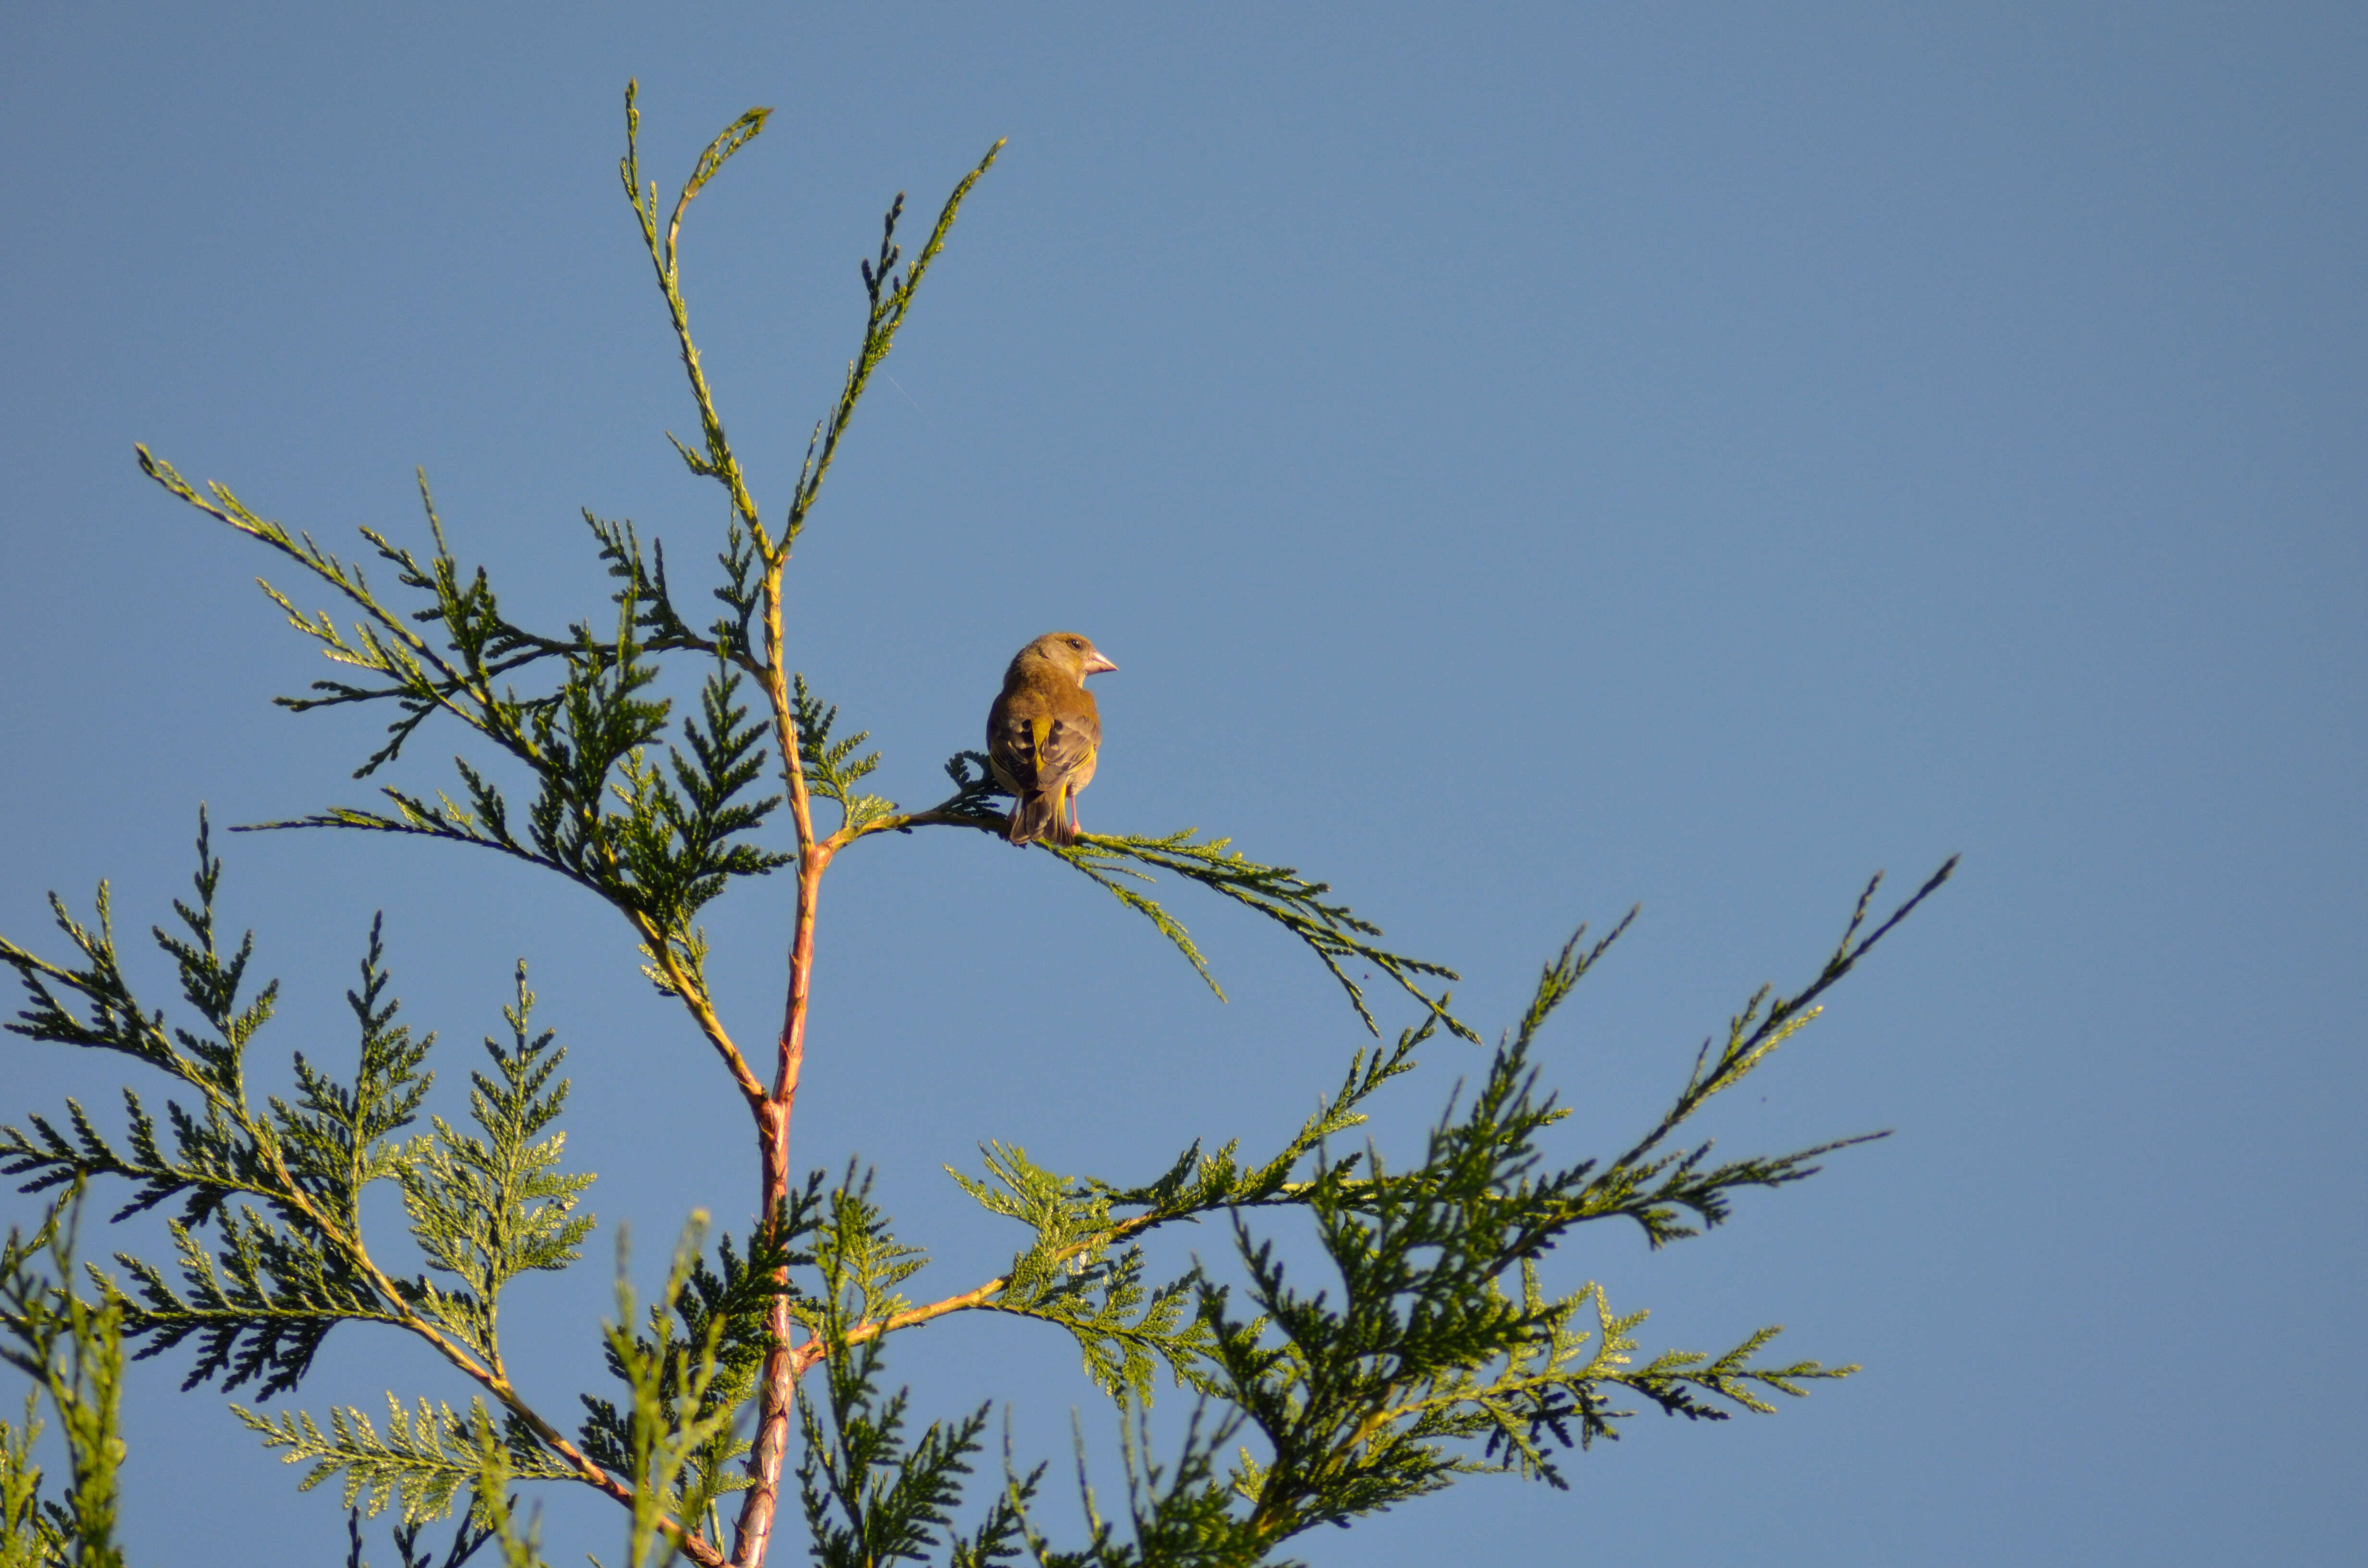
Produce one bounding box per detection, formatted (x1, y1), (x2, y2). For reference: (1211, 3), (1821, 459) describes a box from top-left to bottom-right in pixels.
(1008, 790), (1067, 846)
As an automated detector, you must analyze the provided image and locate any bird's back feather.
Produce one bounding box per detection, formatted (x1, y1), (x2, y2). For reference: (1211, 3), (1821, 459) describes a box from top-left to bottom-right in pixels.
(988, 658), (1101, 846)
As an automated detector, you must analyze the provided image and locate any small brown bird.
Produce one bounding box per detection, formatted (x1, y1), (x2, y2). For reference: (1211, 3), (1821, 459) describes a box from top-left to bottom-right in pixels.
(987, 632), (1117, 846)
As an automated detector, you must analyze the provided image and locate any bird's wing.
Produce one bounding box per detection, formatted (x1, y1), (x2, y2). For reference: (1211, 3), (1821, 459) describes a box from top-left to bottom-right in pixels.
(987, 694), (1039, 791)
(991, 675), (1100, 791)
(1030, 710), (1098, 794)
(992, 699), (1095, 788)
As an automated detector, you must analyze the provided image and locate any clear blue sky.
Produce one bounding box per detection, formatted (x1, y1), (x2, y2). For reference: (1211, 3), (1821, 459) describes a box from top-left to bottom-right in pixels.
(3, 4), (2360, 1563)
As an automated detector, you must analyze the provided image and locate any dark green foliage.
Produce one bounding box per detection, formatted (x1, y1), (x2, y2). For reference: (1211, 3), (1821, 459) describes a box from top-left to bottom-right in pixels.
(130, 453), (793, 1006)
(0, 813), (274, 1117)
(791, 677), (894, 837)
(287, 920), (435, 1241)
(1049, 832), (1472, 1041)
(899, 753), (1471, 1040)
(1, 821), (407, 1397)
(1560, 860), (1956, 1247)
(593, 1219), (765, 1568)
(934, 872), (1952, 1555)
(795, 1175), (1029, 1568)
(1184, 924), (1819, 1536)
(931, 752), (1007, 821)
(1003, 1409), (1272, 1568)
(0, 821), (598, 1459)
(127, 1198), (387, 1398)
(342, 1502), (499, 1568)
(796, 1367), (1010, 1568)
(578, 1195), (815, 1530)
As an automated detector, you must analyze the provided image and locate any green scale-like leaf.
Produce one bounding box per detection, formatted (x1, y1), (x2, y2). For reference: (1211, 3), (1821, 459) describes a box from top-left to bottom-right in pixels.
(950, 1145), (1214, 1404)
(401, 963), (596, 1369)
(237, 1394), (576, 1527)
(792, 676), (896, 836)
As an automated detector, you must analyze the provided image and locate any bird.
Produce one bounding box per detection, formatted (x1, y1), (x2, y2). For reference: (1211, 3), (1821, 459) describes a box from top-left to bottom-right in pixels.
(987, 631), (1117, 846)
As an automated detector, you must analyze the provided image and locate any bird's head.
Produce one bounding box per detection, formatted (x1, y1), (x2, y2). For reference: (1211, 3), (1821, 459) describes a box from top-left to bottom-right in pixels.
(1015, 631), (1118, 683)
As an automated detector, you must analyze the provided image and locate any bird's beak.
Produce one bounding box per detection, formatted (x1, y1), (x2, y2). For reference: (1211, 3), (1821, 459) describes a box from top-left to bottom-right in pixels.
(1082, 649), (1118, 675)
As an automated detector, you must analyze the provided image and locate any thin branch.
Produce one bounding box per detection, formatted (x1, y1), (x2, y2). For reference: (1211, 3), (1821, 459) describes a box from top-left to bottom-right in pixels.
(633, 917), (766, 1115)
(782, 140), (1004, 550)
(1615, 857), (1957, 1172)
(621, 81), (771, 548)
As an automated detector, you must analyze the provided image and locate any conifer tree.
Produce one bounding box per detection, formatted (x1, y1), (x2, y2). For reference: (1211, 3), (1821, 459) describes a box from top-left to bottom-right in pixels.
(0, 86), (1953, 1568)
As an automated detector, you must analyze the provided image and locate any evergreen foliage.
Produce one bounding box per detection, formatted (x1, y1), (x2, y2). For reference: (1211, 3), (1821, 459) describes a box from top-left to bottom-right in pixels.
(0, 1188), (129, 1568)
(0, 83), (1955, 1566)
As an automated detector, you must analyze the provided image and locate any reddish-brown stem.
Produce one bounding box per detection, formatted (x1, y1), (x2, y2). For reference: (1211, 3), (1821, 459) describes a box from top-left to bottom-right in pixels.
(775, 845), (828, 1103)
(735, 838), (829, 1564)
(622, 109), (1015, 1564)
(728, 564), (824, 1568)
